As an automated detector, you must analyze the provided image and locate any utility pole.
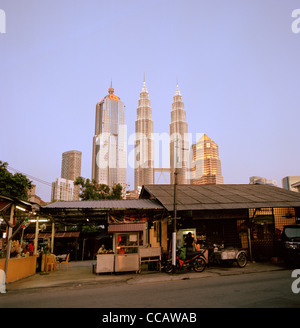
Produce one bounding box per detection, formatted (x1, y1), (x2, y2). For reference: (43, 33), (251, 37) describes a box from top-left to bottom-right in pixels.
(172, 168), (178, 272)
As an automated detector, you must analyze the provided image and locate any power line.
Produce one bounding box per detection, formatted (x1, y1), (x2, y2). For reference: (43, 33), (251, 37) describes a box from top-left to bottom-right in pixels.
(7, 166), (52, 187)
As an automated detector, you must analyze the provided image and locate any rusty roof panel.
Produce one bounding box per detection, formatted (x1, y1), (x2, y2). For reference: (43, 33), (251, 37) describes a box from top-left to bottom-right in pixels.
(43, 199), (163, 210)
(141, 184), (300, 211)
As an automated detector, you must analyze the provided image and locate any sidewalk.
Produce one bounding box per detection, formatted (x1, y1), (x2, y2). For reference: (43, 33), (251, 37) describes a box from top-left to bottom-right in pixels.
(5, 260), (287, 292)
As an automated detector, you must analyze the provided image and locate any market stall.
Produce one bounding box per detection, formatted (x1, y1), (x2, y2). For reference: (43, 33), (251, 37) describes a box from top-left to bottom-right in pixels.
(114, 231), (140, 273)
(96, 223), (147, 273)
(0, 255), (36, 283)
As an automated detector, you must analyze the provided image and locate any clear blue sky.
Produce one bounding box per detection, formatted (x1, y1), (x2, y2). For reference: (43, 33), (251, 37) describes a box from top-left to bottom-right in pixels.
(1, 0), (300, 202)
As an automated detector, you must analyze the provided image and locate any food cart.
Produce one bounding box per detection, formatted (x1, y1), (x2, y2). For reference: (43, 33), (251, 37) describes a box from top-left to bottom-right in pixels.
(114, 231), (140, 273)
(95, 223), (163, 274)
(211, 246), (248, 267)
(96, 223), (147, 274)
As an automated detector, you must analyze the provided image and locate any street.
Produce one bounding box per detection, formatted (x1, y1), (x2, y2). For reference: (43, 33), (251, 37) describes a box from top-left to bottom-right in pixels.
(0, 269), (299, 308)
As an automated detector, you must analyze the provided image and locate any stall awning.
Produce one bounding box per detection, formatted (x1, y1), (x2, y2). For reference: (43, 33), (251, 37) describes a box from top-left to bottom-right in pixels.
(108, 223), (146, 233)
(24, 232), (80, 239)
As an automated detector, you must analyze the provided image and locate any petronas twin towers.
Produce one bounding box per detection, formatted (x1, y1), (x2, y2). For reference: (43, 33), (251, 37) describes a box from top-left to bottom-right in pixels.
(92, 78), (223, 195)
(134, 78), (190, 190)
(134, 79), (154, 190)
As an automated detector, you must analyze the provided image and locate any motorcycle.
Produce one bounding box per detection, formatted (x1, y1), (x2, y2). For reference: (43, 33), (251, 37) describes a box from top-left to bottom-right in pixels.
(164, 247), (207, 273)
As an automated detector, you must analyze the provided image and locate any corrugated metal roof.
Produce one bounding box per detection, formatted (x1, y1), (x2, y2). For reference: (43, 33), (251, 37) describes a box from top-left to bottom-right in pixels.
(140, 184), (300, 211)
(42, 199), (163, 210)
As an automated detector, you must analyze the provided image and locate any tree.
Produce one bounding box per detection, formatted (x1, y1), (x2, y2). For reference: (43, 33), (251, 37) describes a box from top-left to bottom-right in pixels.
(0, 161), (33, 201)
(74, 177), (123, 200)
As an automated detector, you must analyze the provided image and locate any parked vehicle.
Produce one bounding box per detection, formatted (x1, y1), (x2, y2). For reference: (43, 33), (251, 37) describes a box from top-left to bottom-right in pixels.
(281, 224), (300, 266)
(208, 244), (247, 268)
(164, 248), (206, 273)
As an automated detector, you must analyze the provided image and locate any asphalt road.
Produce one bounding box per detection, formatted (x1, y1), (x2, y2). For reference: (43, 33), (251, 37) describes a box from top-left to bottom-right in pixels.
(0, 269), (299, 308)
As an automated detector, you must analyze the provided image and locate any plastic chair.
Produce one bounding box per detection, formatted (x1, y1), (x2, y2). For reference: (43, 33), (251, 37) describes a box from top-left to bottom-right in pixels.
(60, 253), (70, 270)
(46, 254), (57, 272)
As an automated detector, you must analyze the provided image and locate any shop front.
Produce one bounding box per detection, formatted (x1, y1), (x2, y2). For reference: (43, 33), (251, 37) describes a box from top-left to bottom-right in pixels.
(0, 195), (37, 287)
(40, 199), (166, 273)
(140, 184), (300, 262)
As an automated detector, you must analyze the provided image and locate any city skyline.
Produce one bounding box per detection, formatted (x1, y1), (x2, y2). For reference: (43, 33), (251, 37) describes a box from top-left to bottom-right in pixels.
(1, 1), (300, 202)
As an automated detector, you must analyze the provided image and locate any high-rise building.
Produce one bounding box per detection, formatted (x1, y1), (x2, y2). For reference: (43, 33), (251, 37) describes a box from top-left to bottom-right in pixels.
(134, 78), (154, 190)
(282, 176), (300, 192)
(91, 83), (126, 196)
(51, 150), (82, 201)
(51, 178), (75, 202)
(170, 83), (189, 184)
(61, 150), (82, 181)
(191, 134), (223, 185)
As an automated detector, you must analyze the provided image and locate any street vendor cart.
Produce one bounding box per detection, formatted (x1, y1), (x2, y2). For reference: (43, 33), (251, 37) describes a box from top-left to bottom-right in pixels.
(210, 246), (247, 267)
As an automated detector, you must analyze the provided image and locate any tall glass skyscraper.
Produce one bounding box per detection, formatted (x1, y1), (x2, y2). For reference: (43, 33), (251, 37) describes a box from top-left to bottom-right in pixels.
(92, 83), (126, 194)
(134, 78), (154, 190)
(170, 83), (189, 184)
(191, 134), (223, 185)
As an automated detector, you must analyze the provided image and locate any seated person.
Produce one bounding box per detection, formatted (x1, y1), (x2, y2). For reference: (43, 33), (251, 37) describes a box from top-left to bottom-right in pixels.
(97, 244), (107, 254)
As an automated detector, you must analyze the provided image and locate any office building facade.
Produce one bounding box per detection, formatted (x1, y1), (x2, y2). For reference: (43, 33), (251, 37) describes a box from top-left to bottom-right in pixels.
(61, 150), (82, 181)
(191, 134), (223, 185)
(282, 176), (300, 192)
(51, 150), (82, 201)
(92, 84), (126, 195)
(51, 178), (75, 202)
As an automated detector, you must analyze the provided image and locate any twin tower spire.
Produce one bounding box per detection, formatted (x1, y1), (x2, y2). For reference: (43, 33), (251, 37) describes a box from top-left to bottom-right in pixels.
(134, 78), (189, 190)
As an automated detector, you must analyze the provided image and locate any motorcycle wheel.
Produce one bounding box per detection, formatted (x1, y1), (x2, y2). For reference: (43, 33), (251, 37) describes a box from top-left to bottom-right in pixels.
(237, 252), (247, 268)
(164, 261), (173, 273)
(194, 257), (206, 272)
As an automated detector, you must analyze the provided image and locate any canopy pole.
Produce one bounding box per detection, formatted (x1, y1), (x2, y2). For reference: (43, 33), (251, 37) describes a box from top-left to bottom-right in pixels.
(51, 221), (55, 253)
(34, 216), (39, 255)
(4, 204), (15, 277)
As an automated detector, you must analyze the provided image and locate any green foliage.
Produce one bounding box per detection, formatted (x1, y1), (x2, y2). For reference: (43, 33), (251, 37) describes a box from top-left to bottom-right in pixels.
(74, 176), (123, 200)
(0, 161), (33, 201)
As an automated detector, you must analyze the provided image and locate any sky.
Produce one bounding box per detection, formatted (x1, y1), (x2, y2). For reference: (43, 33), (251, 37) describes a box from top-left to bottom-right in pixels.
(1, 0), (300, 202)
